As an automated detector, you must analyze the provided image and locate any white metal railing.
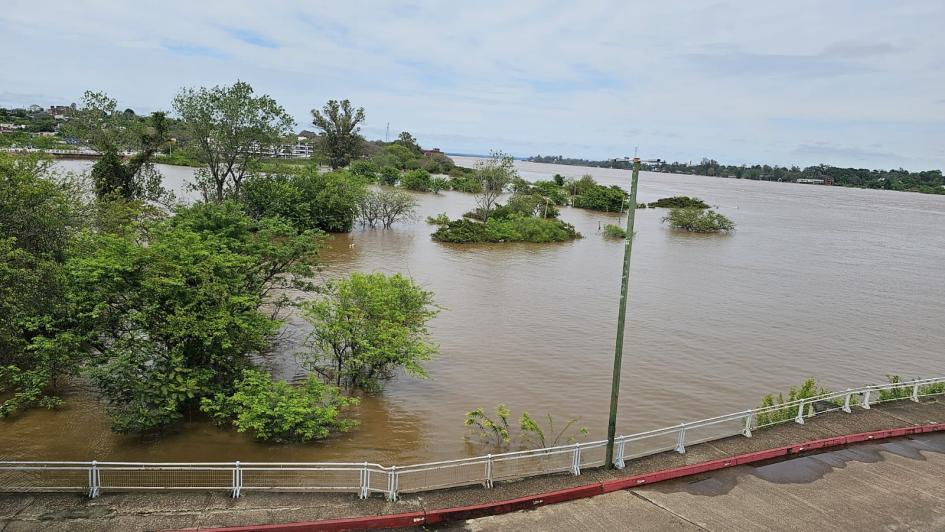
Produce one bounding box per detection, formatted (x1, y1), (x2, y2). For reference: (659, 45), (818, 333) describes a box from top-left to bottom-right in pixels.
(1, 377), (942, 501)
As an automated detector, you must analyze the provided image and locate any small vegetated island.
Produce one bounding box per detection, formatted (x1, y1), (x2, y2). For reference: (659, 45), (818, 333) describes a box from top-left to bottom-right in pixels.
(646, 195), (735, 233)
(428, 152), (581, 243)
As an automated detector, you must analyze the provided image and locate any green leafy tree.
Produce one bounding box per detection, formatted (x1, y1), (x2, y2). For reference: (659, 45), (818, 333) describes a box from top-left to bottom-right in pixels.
(395, 131), (421, 154)
(399, 169), (433, 191)
(662, 208), (735, 233)
(0, 154), (87, 416)
(572, 184), (628, 212)
(311, 99), (366, 170)
(380, 165), (400, 186)
(70, 203), (320, 432)
(201, 369), (358, 442)
(299, 272), (439, 391)
(242, 168), (366, 233)
(474, 151), (517, 220)
(62, 91), (172, 202)
(173, 81), (295, 201)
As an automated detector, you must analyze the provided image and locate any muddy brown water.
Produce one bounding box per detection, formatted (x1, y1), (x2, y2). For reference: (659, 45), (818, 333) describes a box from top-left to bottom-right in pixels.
(2, 157), (943, 464)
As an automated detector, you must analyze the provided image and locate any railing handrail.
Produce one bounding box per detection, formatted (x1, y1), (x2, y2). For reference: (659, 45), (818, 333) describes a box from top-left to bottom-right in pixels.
(1, 376), (941, 500)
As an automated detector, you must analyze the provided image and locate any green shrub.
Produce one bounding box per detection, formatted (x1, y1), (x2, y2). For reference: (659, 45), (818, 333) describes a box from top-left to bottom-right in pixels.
(380, 165), (399, 186)
(242, 169), (366, 233)
(662, 208), (735, 233)
(431, 215), (580, 243)
(572, 184), (628, 212)
(648, 196), (709, 209)
(426, 213), (450, 225)
(431, 176), (449, 194)
(349, 160), (379, 180)
(400, 169), (433, 191)
(603, 224), (626, 239)
(201, 369), (357, 442)
(449, 174), (482, 193)
(756, 378), (830, 426)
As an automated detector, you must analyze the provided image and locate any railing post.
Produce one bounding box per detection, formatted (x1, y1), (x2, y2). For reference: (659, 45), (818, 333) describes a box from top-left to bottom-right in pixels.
(842, 391), (853, 413)
(360, 462), (369, 499)
(742, 412), (754, 437)
(88, 460), (100, 499)
(911, 383), (920, 402)
(571, 444), (582, 476)
(387, 466), (398, 501)
(861, 388), (872, 410)
(614, 439), (626, 469)
(794, 401), (806, 424)
(232, 461), (242, 498)
(485, 454), (494, 488)
(675, 425), (687, 454)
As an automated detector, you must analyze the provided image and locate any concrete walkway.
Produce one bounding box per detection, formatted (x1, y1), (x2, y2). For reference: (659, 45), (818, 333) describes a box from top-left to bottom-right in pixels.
(1, 398), (944, 531)
(458, 432), (945, 531)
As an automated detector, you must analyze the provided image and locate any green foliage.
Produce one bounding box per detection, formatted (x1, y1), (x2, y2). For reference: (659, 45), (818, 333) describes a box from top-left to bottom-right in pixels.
(553, 173), (565, 186)
(431, 215), (580, 243)
(426, 213), (450, 225)
(242, 168), (366, 233)
(372, 144), (415, 170)
(0, 154), (87, 416)
(570, 174), (598, 196)
(756, 379), (831, 426)
(572, 184), (628, 212)
(349, 160), (379, 181)
(201, 369), (358, 442)
(648, 196), (709, 209)
(431, 176), (449, 194)
(380, 165), (400, 186)
(312, 99), (366, 170)
(173, 81), (295, 201)
(399, 169), (433, 192)
(474, 151), (517, 219)
(662, 208), (735, 233)
(448, 173), (482, 193)
(465, 404), (588, 451)
(873, 375), (945, 401)
(603, 224), (627, 239)
(300, 272), (439, 391)
(71, 202), (320, 433)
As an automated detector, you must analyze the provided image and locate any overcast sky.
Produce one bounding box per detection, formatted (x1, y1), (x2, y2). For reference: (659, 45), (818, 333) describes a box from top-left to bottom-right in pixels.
(2, 1), (944, 170)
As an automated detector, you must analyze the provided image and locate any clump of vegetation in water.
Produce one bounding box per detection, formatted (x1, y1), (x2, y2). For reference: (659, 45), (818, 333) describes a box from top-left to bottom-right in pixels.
(299, 272), (439, 392)
(464, 403), (588, 451)
(426, 212), (450, 225)
(756, 378), (831, 426)
(399, 169), (434, 192)
(433, 152), (580, 243)
(603, 224), (627, 239)
(648, 196), (709, 209)
(357, 188), (417, 228)
(201, 369), (358, 442)
(662, 207), (735, 233)
(242, 167), (366, 233)
(433, 216), (579, 243)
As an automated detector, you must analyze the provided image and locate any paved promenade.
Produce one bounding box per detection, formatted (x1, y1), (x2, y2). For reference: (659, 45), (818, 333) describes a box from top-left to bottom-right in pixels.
(1, 398), (943, 531)
(459, 432), (945, 531)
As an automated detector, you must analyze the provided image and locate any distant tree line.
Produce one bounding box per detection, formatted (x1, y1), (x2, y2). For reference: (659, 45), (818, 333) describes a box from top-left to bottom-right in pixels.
(527, 155), (945, 195)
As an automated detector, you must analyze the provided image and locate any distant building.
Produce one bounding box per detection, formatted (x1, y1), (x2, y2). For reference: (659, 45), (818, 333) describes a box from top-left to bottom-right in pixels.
(48, 105), (72, 119)
(421, 148), (442, 156)
(796, 178), (825, 185)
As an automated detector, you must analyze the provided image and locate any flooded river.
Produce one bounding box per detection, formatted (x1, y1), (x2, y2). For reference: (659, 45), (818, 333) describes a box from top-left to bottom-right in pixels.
(2, 157), (943, 464)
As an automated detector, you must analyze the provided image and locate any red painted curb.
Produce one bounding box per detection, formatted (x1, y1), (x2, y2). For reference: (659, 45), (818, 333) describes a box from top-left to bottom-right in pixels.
(184, 422), (945, 532)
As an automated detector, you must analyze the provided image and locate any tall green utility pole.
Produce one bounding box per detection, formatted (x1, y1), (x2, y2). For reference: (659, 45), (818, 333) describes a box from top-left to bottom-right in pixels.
(604, 157), (641, 469)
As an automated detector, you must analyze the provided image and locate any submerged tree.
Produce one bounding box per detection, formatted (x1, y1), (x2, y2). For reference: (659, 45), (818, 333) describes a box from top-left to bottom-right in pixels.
(299, 272), (439, 391)
(474, 151), (517, 220)
(173, 81), (294, 202)
(312, 99), (366, 170)
(63, 91), (171, 202)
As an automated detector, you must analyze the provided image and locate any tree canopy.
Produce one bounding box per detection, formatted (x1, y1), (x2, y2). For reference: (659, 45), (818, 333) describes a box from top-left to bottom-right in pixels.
(311, 99), (365, 170)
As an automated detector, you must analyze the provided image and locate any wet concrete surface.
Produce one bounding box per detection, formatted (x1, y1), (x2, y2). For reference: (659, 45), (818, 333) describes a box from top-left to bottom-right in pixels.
(1, 399), (944, 531)
(460, 432), (945, 531)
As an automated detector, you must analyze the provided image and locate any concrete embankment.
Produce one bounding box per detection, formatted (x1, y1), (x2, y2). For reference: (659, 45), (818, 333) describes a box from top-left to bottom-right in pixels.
(1, 398), (944, 531)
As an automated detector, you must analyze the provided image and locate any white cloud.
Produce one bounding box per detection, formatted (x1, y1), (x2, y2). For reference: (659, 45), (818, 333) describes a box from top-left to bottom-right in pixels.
(1, 0), (943, 170)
